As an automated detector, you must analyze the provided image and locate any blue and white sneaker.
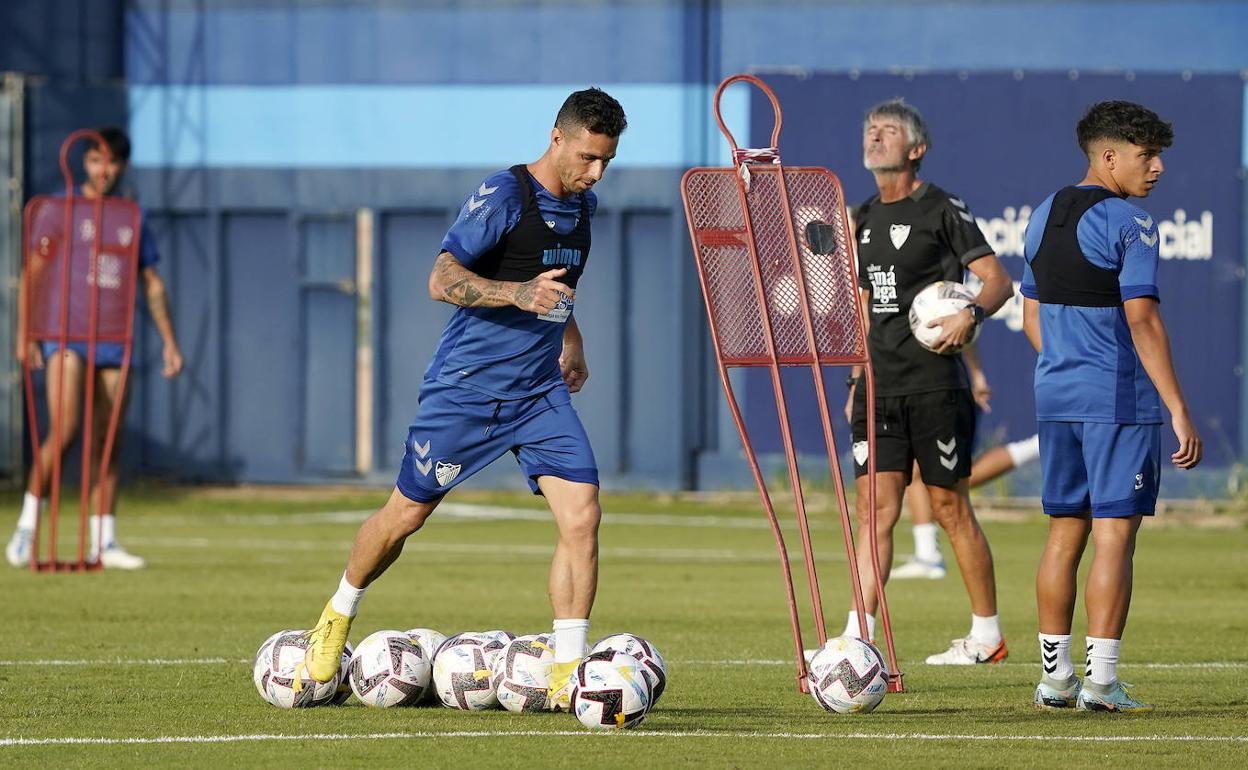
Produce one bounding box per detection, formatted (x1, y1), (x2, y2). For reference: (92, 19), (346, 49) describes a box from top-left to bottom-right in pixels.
(1034, 673), (1081, 709)
(1075, 680), (1154, 713)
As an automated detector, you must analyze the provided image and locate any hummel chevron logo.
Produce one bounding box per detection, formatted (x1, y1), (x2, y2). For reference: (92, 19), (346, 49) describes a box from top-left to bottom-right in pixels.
(1133, 214), (1154, 229)
(467, 196), (486, 212)
(938, 436), (957, 471)
(1042, 641), (1059, 652)
(413, 439), (432, 477)
(478, 182), (498, 196)
(1139, 231), (1158, 247)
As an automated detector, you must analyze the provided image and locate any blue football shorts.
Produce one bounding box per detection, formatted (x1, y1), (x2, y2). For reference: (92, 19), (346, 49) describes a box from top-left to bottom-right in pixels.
(1038, 421), (1161, 518)
(40, 342), (125, 368)
(395, 379), (599, 503)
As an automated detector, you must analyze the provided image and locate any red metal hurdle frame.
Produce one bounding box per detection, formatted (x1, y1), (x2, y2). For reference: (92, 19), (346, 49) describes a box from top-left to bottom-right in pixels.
(21, 130), (142, 572)
(680, 75), (903, 693)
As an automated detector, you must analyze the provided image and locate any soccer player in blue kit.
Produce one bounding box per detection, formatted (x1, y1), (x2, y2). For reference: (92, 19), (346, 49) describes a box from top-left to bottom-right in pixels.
(300, 88), (627, 710)
(1022, 101), (1201, 712)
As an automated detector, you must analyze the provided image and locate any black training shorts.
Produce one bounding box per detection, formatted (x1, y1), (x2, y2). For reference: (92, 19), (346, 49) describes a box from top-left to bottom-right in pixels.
(850, 386), (976, 487)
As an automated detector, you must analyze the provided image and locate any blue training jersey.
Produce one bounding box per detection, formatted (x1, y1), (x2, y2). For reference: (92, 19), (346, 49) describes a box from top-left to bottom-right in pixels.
(1021, 186), (1162, 424)
(425, 168), (598, 399)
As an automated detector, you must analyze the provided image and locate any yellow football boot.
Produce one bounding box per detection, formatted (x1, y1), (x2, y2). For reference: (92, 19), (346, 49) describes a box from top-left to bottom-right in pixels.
(303, 601), (353, 683)
(547, 660), (579, 712)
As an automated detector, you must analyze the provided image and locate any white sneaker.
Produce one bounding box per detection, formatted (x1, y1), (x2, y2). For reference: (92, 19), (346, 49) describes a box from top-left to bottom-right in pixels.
(924, 636), (1008, 665)
(96, 544), (146, 570)
(5, 527), (33, 567)
(891, 556), (947, 580)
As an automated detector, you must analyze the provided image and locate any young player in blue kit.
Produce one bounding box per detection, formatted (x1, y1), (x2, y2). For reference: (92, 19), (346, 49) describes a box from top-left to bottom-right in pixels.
(300, 88), (627, 710)
(1022, 101), (1201, 712)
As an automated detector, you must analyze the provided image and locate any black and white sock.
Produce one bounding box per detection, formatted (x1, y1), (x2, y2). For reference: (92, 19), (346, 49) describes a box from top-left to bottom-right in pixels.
(1038, 632), (1073, 680)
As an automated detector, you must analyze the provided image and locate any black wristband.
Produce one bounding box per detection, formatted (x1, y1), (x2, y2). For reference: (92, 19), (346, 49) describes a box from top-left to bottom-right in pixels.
(846, 374), (857, 388)
(968, 304), (985, 325)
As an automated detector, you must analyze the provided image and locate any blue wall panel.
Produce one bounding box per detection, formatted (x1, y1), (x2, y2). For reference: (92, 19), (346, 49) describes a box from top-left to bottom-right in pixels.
(300, 216), (357, 475)
(127, 212), (221, 479)
(222, 213), (299, 480)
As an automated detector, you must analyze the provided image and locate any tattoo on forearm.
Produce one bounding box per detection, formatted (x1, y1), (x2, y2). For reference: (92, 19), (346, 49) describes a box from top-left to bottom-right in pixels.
(434, 253), (521, 309)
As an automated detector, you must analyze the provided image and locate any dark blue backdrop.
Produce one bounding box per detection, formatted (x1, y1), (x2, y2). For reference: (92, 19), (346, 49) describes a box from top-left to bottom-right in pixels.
(743, 72), (1244, 467)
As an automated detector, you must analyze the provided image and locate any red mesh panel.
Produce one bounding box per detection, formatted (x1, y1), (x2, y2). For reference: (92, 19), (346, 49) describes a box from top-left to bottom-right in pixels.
(24, 196), (142, 343)
(683, 166), (864, 365)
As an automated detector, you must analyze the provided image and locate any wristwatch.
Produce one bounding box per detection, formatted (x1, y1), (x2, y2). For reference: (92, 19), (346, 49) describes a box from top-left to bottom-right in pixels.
(846, 373), (858, 388)
(967, 304), (985, 326)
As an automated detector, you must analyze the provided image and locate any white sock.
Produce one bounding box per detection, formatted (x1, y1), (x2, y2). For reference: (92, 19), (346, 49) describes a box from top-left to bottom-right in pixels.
(1039, 632), (1074, 680)
(912, 523), (940, 562)
(969, 613), (1002, 646)
(17, 493), (40, 530)
(1085, 636), (1120, 686)
(1007, 435), (1041, 467)
(843, 610), (876, 640)
(90, 514), (116, 550)
(330, 572), (366, 617)
(552, 618), (590, 663)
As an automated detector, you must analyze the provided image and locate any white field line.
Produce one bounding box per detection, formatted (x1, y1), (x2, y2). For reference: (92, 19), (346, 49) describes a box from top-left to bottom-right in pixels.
(1, 730), (1244, 748)
(141, 503), (823, 531)
(681, 659), (1248, 670)
(119, 535), (820, 564)
(2, 657), (1244, 671)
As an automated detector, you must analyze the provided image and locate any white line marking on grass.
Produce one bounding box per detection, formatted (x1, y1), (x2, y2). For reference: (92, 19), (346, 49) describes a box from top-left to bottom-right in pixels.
(3, 657), (1244, 670)
(1, 730), (1244, 748)
(680, 659), (1248, 670)
(204, 503), (813, 531)
(0, 653), (245, 668)
(121, 536), (828, 564)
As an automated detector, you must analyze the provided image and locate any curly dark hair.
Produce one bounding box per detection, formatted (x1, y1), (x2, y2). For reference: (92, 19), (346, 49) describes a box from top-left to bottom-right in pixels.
(1076, 101), (1173, 155)
(555, 87), (627, 138)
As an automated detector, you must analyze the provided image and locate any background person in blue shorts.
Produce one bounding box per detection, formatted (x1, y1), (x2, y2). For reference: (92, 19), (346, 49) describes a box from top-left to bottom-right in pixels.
(299, 88), (627, 711)
(1022, 100), (1202, 713)
(7, 126), (184, 571)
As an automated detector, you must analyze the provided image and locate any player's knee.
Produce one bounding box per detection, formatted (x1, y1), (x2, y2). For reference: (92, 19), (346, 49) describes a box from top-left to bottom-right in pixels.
(929, 490), (971, 530)
(556, 499), (601, 544)
(384, 494), (437, 536)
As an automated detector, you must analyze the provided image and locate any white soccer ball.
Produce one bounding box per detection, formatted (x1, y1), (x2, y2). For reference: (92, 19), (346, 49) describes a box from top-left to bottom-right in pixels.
(908, 280), (980, 354)
(570, 649), (652, 730)
(404, 628), (447, 703)
(491, 634), (557, 713)
(405, 628), (448, 661)
(590, 633), (667, 708)
(252, 629), (339, 708)
(348, 630), (432, 708)
(432, 632), (507, 710)
(807, 636), (889, 714)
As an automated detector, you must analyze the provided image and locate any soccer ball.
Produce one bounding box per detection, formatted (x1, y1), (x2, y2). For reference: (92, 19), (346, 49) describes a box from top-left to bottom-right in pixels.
(348, 630), (432, 708)
(404, 628), (447, 703)
(252, 629), (339, 708)
(807, 636), (889, 714)
(432, 632), (507, 710)
(491, 634), (557, 713)
(405, 628), (448, 661)
(908, 280), (980, 354)
(570, 649), (652, 729)
(481, 629), (517, 645)
(590, 633), (667, 707)
(331, 641), (355, 705)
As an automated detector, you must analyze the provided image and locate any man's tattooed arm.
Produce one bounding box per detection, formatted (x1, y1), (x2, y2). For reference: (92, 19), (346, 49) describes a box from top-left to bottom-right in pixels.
(428, 251), (519, 309)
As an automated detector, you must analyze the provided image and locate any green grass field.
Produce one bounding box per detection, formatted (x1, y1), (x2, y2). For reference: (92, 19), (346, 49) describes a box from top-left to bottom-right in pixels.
(3, 484), (1246, 768)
